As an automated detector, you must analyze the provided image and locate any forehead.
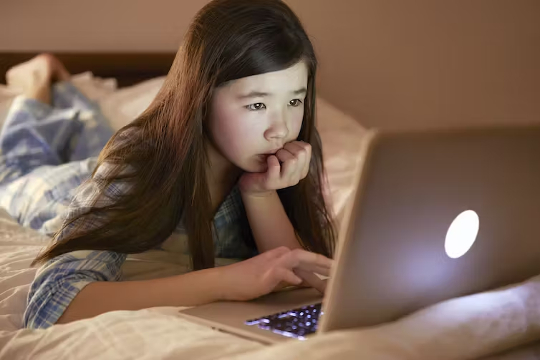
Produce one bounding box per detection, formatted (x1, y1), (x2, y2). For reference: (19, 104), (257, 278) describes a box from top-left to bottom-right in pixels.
(226, 61), (308, 95)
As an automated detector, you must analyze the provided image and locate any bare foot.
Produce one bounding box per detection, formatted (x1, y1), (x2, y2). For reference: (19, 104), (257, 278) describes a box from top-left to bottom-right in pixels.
(5, 54), (71, 104)
(46, 54), (71, 83)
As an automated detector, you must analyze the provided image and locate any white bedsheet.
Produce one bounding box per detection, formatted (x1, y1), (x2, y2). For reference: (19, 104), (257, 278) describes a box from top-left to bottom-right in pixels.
(0, 208), (539, 360)
(1, 74), (540, 359)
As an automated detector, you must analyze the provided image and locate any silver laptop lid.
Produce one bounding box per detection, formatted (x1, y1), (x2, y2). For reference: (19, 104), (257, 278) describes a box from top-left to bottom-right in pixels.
(320, 125), (540, 332)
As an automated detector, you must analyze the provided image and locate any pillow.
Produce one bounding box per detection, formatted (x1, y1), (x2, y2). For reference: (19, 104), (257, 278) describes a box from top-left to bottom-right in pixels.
(97, 76), (165, 131)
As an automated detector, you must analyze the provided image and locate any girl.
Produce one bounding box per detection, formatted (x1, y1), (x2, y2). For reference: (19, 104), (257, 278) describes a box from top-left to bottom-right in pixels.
(1, 0), (336, 329)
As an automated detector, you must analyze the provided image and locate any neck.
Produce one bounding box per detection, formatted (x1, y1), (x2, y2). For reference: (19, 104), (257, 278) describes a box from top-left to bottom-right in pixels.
(205, 142), (241, 211)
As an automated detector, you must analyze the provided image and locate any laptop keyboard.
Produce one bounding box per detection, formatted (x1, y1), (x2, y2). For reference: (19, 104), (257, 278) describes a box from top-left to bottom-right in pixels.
(245, 302), (323, 340)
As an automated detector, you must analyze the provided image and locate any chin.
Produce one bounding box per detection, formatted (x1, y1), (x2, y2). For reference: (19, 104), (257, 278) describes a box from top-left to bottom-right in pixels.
(239, 156), (268, 173)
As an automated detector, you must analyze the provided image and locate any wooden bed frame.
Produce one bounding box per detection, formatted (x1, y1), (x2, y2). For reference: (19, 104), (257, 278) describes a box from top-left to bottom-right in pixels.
(0, 52), (176, 87)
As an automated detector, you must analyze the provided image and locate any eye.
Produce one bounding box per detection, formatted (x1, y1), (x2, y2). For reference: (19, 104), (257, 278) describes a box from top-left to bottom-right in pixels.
(246, 103), (266, 111)
(289, 99), (303, 107)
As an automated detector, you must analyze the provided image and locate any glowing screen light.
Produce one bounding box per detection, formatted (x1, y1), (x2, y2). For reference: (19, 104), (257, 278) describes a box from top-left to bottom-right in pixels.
(445, 210), (479, 259)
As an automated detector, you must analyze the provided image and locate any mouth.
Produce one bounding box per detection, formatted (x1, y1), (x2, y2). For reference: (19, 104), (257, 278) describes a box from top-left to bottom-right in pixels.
(262, 148), (282, 155)
(256, 148), (283, 163)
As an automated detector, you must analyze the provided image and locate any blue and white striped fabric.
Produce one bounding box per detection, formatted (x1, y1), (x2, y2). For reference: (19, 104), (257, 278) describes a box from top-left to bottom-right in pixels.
(0, 82), (257, 329)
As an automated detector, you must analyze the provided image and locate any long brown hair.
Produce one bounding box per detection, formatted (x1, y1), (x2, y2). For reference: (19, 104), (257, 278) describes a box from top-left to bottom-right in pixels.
(32, 0), (336, 269)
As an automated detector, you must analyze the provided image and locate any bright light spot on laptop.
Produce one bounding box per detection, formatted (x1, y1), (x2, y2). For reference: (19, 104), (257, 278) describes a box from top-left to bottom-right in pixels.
(445, 210), (479, 259)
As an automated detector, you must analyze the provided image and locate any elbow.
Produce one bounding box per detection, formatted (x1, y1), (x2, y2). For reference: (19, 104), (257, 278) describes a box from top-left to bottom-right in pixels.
(23, 279), (94, 329)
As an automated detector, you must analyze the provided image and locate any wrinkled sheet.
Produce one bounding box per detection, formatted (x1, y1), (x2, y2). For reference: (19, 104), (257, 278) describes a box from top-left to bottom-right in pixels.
(0, 225), (539, 360)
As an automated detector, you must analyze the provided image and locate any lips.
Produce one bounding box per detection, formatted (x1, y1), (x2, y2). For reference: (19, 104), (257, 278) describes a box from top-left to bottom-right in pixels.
(263, 148), (282, 155)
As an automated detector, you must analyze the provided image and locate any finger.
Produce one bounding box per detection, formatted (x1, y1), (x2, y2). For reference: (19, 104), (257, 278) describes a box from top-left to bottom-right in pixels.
(289, 262), (332, 276)
(289, 248), (334, 270)
(275, 148), (296, 164)
(284, 142), (311, 180)
(295, 269), (328, 294)
(283, 141), (306, 156)
(273, 280), (310, 292)
(277, 250), (333, 279)
(296, 280), (312, 289)
(272, 281), (296, 292)
(301, 264), (332, 277)
(266, 155), (281, 182)
(276, 149), (298, 180)
(287, 141), (311, 179)
(275, 267), (303, 286)
(283, 141), (306, 158)
(283, 142), (307, 181)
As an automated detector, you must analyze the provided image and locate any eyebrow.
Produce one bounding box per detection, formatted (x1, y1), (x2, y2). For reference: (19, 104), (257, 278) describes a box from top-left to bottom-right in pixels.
(237, 87), (307, 100)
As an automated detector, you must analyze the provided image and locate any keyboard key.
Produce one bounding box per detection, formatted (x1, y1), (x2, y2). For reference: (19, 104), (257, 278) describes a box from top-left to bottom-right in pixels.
(245, 302), (323, 339)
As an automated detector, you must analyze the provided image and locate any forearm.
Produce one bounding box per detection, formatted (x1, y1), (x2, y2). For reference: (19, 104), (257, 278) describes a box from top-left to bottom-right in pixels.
(241, 190), (303, 253)
(57, 267), (225, 325)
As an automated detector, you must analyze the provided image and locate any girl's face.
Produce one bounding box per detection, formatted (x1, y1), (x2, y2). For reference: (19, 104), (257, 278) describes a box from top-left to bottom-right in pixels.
(208, 60), (308, 173)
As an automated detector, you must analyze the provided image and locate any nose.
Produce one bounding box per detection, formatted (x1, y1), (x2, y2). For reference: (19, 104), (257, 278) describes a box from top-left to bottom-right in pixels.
(264, 112), (289, 141)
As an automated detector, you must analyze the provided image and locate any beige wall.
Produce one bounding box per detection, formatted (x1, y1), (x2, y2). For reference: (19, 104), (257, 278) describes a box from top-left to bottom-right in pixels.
(1, 0), (539, 130)
(0, 0), (202, 52)
(287, 0), (540, 130)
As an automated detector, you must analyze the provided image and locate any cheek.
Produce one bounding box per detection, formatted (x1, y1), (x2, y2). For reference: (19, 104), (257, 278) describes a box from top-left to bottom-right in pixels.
(288, 112), (305, 141)
(211, 114), (261, 158)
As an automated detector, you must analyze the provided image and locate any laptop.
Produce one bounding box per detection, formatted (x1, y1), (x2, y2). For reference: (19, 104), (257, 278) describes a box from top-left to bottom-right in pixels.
(178, 125), (540, 344)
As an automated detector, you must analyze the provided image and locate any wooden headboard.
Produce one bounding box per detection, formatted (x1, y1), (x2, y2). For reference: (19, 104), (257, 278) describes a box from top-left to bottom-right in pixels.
(0, 52), (176, 87)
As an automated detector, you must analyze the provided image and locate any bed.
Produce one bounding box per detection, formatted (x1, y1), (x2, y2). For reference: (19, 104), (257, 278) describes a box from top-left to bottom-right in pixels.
(0, 52), (540, 360)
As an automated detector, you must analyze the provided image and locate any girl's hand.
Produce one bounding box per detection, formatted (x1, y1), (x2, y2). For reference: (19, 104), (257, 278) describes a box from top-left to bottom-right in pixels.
(239, 141), (312, 196)
(218, 246), (333, 302)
